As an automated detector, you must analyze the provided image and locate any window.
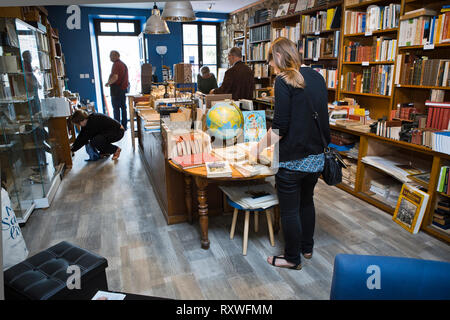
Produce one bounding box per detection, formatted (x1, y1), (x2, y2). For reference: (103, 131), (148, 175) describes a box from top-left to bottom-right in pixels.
(95, 19), (141, 36)
(182, 23), (219, 81)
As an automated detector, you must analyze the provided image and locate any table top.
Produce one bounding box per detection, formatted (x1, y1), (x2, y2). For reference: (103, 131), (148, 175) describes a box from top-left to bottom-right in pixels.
(168, 160), (274, 181)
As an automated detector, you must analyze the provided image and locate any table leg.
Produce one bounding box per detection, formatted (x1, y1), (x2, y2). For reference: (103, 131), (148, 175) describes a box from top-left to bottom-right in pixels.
(184, 175), (193, 224)
(195, 177), (210, 249)
(127, 96), (135, 150)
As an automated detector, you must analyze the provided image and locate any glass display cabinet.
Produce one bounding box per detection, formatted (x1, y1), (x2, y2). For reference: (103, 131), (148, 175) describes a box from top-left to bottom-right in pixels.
(0, 18), (64, 223)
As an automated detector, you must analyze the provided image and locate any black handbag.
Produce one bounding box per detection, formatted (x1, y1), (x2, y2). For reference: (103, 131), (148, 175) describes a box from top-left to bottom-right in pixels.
(311, 109), (347, 186)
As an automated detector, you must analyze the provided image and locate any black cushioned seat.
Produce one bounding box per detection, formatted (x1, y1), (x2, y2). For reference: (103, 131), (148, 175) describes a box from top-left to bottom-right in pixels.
(4, 241), (108, 300)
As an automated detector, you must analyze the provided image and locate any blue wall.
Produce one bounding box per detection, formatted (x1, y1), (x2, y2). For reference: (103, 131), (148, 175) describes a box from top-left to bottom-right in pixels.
(45, 5), (227, 111)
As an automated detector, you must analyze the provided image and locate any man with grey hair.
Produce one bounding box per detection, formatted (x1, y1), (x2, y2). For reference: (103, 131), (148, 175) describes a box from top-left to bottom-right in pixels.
(210, 47), (255, 100)
(106, 50), (129, 130)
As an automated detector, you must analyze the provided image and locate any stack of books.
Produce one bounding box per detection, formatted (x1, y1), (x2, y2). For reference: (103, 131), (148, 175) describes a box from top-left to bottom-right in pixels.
(205, 161), (233, 178)
(344, 4), (400, 35)
(249, 24), (271, 43)
(433, 200), (450, 230)
(219, 184), (278, 210)
(342, 159), (357, 188)
(302, 32), (339, 59)
(248, 42), (270, 61)
(375, 120), (402, 140)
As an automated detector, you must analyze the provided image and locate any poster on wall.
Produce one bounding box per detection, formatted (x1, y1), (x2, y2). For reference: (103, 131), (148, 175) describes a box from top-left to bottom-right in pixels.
(243, 110), (266, 142)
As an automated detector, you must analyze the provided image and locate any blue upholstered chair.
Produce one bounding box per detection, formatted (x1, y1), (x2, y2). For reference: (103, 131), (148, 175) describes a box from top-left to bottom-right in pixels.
(227, 197), (276, 255)
(330, 254), (450, 300)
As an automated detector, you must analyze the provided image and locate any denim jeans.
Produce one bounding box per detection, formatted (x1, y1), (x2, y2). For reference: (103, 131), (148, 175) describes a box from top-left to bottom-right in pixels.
(111, 91), (127, 130)
(275, 168), (321, 265)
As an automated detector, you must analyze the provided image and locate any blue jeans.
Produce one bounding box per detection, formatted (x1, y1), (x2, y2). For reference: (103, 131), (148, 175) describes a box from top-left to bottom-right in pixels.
(275, 168), (321, 265)
(111, 91), (127, 130)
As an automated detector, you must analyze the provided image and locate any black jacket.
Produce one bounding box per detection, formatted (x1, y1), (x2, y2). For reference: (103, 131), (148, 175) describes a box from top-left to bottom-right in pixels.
(272, 67), (331, 162)
(213, 61), (255, 100)
(71, 113), (123, 152)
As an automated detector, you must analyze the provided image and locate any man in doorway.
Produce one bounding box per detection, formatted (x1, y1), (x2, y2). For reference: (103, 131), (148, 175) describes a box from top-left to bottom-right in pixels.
(105, 50), (129, 130)
(210, 47), (255, 100)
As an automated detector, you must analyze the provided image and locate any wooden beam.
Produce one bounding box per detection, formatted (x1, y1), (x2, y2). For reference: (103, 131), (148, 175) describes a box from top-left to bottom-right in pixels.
(230, 0), (265, 15)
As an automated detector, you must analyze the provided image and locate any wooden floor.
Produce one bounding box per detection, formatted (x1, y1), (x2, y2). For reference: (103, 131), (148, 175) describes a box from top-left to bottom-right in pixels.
(21, 131), (450, 300)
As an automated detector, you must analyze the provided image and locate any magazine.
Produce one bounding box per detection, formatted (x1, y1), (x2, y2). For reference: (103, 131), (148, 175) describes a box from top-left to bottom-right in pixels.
(393, 184), (429, 234)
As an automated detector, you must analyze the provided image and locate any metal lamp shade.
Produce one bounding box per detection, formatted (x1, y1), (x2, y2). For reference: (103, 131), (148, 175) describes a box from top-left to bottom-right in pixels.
(161, 1), (196, 22)
(144, 8), (170, 34)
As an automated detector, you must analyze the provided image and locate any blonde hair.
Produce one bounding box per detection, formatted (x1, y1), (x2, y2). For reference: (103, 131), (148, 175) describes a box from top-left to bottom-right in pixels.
(269, 37), (305, 89)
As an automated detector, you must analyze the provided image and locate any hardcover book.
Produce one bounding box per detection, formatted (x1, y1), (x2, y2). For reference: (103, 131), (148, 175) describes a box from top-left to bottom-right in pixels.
(393, 184), (430, 234)
(276, 3), (290, 17)
(205, 161), (233, 178)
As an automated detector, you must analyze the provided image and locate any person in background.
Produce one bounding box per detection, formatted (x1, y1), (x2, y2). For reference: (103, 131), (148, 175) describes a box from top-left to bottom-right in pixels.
(197, 66), (218, 94)
(251, 37), (330, 270)
(69, 109), (125, 161)
(105, 50), (129, 130)
(210, 47), (255, 100)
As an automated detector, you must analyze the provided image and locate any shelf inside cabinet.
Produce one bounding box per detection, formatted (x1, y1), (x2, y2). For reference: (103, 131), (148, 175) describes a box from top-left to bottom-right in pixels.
(395, 84), (450, 90)
(345, 0), (402, 10)
(340, 91), (391, 99)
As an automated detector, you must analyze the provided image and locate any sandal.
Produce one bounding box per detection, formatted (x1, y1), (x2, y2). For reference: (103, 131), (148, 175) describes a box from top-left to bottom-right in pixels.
(269, 255), (302, 270)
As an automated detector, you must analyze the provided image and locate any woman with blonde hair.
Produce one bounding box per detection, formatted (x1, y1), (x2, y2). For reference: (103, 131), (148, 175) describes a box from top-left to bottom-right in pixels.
(252, 37), (331, 270)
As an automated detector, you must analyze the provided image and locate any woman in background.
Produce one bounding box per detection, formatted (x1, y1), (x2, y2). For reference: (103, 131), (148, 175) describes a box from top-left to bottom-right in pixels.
(197, 66), (218, 94)
(252, 37), (330, 270)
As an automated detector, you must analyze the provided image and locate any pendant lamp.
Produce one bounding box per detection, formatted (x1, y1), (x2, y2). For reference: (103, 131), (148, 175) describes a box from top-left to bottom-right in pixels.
(161, 1), (196, 22)
(144, 2), (170, 34)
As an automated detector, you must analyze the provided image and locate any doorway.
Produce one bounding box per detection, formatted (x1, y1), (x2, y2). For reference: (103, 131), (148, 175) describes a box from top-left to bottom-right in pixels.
(94, 19), (141, 117)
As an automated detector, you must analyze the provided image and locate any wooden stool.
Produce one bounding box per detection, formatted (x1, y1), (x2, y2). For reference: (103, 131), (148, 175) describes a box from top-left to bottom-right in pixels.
(227, 197), (275, 255)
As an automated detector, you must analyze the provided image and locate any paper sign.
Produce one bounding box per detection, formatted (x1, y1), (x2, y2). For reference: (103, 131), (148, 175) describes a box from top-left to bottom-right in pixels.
(362, 61), (369, 66)
(315, 31), (320, 35)
(313, 57), (318, 61)
(365, 31), (372, 36)
(424, 43), (435, 50)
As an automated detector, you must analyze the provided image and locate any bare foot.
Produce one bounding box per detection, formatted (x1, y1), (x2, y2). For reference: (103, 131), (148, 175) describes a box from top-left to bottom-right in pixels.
(267, 255), (297, 268)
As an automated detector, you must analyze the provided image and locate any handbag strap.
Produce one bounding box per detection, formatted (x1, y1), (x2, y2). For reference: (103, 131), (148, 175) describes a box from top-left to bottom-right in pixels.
(305, 93), (328, 151)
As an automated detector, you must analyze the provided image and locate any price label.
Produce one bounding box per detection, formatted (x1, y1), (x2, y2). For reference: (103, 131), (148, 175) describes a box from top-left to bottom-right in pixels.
(424, 43), (435, 50)
(362, 61), (369, 66)
(365, 30), (372, 36)
(315, 31), (320, 35)
(313, 57), (319, 61)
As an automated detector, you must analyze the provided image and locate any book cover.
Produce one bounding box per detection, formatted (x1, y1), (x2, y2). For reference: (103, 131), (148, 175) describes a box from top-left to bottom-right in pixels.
(172, 153), (218, 169)
(276, 3), (290, 17)
(243, 110), (267, 143)
(438, 166), (448, 192)
(393, 183), (430, 234)
(288, 0), (298, 15)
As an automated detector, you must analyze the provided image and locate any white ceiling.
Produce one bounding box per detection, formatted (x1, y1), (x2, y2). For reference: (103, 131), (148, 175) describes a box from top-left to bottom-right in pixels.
(81, 1), (257, 13)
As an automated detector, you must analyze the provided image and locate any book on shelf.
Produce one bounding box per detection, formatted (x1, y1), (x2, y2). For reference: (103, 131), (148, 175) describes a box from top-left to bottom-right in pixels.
(205, 161), (233, 178)
(342, 65), (394, 96)
(375, 120), (402, 140)
(396, 54), (450, 87)
(302, 31), (340, 59)
(434, 199), (450, 229)
(393, 183), (429, 234)
(249, 24), (271, 43)
(399, 7), (450, 46)
(288, 0), (298, 15)
(248, 42), (270, 61)
(345, 37), (397, 62)
(361, 156), (426, 183)
(295, 0), (308, 13)
(309, 64), (338, 89)
(275, 3), (290, 17)
(252, 63), (270, 78)
(273, 23), (301, 43)
(344, 4), (400, 35)
(425, 101), (450, 131)
(432, 131), (450, 155)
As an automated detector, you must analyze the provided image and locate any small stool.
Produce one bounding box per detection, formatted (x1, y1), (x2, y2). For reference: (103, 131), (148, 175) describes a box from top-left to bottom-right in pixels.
(4, 241), (108, 300)
(227, 197), (275, 255)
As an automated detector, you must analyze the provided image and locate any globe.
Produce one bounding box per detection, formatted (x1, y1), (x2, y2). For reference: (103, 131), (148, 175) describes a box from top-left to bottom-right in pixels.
(206, 101), (244, 140)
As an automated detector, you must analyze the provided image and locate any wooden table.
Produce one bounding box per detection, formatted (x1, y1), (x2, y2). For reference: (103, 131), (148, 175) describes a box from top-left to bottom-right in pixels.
(127, 94), (151, 150)
(168, 160), (279, 250)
